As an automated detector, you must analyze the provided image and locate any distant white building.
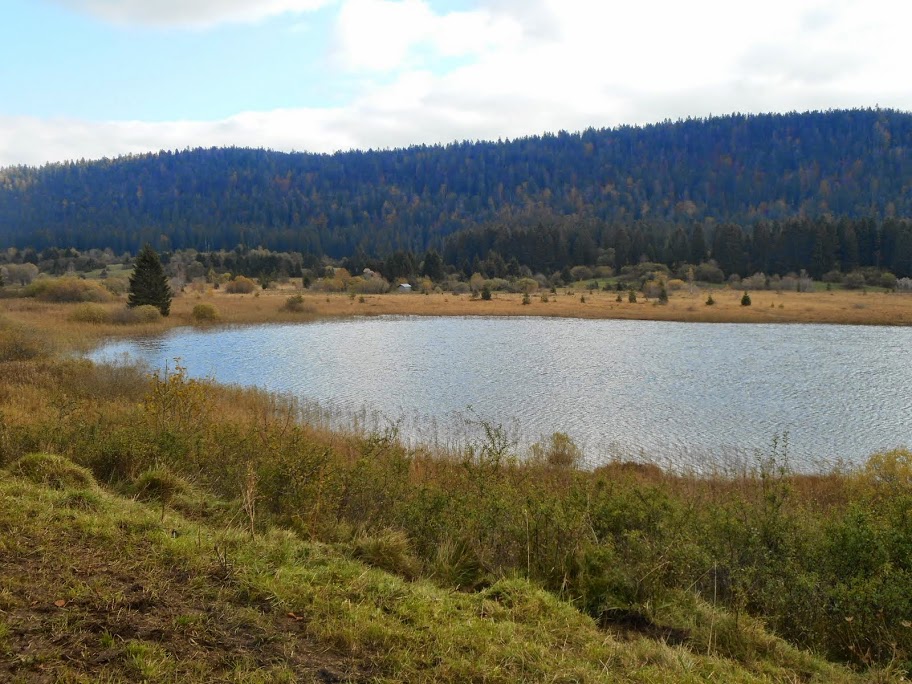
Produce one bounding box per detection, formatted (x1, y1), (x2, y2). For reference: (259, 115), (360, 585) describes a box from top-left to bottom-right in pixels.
(397, 283), (412, 292)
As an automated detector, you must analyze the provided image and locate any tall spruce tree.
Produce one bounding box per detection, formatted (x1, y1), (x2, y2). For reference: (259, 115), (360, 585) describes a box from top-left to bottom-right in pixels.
(128, 244), (171, 316)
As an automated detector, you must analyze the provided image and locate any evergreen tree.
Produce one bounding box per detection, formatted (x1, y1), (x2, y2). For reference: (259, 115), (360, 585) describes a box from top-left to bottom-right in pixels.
(128, 244), (172, 316)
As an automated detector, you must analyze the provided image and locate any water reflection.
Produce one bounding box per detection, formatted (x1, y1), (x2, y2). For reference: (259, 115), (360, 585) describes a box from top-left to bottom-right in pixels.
(89, 316), (912, 469)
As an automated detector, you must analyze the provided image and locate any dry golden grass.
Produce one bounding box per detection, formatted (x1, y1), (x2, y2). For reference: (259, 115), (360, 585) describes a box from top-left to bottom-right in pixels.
(3, 286), (912, 352)
(178, 285), (912, 326)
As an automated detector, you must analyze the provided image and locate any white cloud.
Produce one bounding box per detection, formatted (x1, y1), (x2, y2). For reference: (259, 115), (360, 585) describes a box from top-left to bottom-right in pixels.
(47, 0), (334, 28)
(5, 0), (912, 166)
(331, 0), (522, 72)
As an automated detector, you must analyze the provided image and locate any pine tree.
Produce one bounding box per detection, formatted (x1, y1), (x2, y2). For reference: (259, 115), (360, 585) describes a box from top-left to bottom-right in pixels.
(129, 244), (172, 316)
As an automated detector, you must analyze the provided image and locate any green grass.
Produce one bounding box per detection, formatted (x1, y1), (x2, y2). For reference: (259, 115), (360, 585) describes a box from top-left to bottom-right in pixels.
(0, 465), (890, 683)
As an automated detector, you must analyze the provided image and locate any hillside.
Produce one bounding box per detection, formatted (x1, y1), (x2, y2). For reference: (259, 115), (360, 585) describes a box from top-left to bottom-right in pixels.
(0, 457), (889, 683)
(1, 109), (911, 262)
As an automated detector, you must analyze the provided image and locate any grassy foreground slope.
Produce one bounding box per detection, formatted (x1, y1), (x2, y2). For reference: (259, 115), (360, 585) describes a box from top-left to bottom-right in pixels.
(0, 460), (880, 684)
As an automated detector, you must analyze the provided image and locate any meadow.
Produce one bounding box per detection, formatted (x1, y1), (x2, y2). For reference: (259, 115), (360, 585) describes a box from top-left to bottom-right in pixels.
(1, 282), (912, 681)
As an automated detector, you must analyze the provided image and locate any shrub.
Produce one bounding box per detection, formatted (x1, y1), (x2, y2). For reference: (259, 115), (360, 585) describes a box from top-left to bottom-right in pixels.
(628, 289), (637, 303)
(112, 305), (162, 325)
(481, 285), (492, 301)
(191, 303), (219, 322)
(69, 303), (111, 324)
(706, 293), (715, 306)
(666, 278), (685, 291)
(880, 272), (898, 290)
(25, 277), (113, 303)
(0, 318), (52, 361)
(844, 271), (866, 289)
(741, 291), (752, 306)
(569, 265), (593, 282)
(225, 276), (257, 294)
(521, 293), (531, 305)
(282, 294), (314, 313)
(695, 262), (725, 284)
(11, 453), (97, 490)
(531, 432), (582, 468)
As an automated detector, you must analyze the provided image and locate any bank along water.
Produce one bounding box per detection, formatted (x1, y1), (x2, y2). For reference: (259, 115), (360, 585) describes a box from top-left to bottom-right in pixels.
(89, 316), (912, 471)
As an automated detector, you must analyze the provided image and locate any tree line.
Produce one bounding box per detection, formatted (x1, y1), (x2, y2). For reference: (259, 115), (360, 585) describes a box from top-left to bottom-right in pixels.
(1, 109), (912, 260)
(4, 215), (912, 286)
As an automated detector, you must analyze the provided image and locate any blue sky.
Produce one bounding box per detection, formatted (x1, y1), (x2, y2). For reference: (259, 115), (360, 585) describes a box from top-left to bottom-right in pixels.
(1, 0), (910, 166)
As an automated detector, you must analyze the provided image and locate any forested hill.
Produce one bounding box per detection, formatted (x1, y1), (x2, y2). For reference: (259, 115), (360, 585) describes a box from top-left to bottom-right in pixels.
(1, 109), (911, 257)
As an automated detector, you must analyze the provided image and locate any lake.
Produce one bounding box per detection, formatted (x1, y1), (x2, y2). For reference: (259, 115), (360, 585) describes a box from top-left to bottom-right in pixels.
(89, 316), (912, 470)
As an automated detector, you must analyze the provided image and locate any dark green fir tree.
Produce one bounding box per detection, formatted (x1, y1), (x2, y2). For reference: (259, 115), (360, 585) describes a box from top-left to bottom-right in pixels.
(128, 244), (171, 316)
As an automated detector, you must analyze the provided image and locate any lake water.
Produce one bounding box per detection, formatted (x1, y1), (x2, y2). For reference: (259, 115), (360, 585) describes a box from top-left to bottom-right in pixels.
(89, 317), (912, 471)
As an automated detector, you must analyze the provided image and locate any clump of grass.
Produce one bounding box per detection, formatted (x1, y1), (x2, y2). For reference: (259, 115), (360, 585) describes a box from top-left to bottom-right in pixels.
(68, 302), (111, 324)
(112, 304), (162, 325)
(351, 528), (421, 579)
(191, 303), (219, 322)
(10, 453), (97, 490)
(61, 488), (105, 511)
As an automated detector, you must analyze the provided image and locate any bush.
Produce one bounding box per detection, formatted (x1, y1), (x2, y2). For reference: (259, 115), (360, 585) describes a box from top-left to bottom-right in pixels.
(225, 276), (257, 294)
(10, 453), (97, 490)
(69, 303), (111, 324)
(282, 294), (314, 313)
(191, 303), (219, 322)
(706, 293), (715, 306)
(521, 293), (531, 305)
(741, 291), (752, 306)
(111, 305), (162, 325)
(880, 272), (898, 290)
(25, 277), (113, 303)
(569, 265), (593, 282)
(844, 271), (866, 289)
(628, 289), (637, 303)
(695, 262), (725, 284)
(481, 286), (492, 301)
(0, 318), (52, 361)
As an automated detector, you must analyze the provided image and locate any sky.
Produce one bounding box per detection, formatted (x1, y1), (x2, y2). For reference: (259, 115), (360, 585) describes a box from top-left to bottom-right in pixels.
(0, 0), (910, 167)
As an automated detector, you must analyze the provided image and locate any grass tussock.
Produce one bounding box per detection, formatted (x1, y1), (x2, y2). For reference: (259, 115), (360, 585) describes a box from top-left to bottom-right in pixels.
(10, 453), (98, 490)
